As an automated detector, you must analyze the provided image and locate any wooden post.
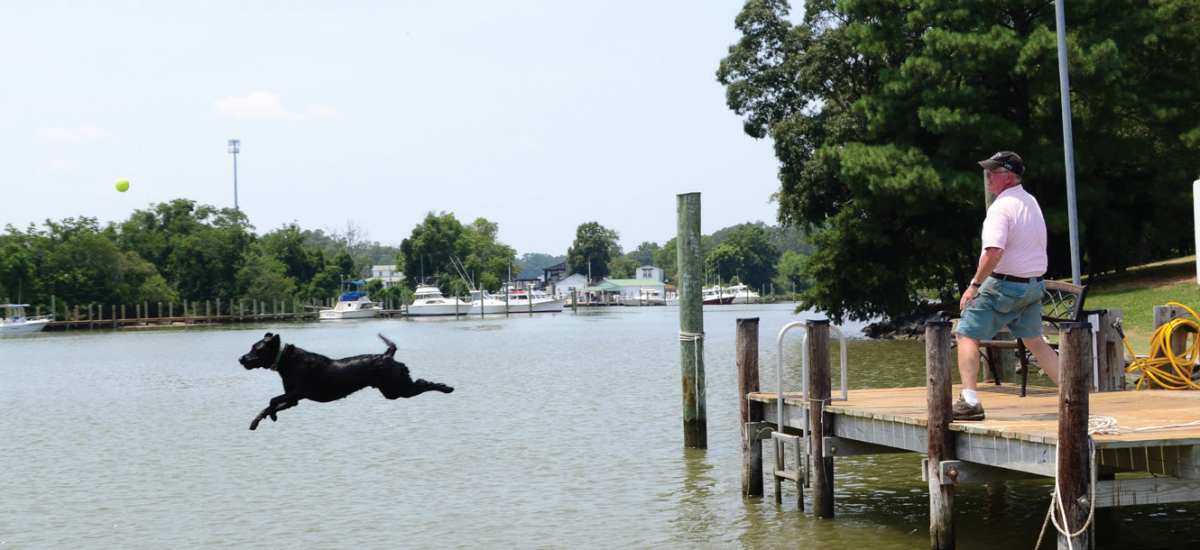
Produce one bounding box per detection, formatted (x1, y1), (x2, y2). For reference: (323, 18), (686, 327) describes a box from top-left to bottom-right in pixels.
(88, 304), (94, 330)
(677, 192), (706, 449)
(111, 305), (117, 329)
(158, 302), (163, 321)
(738, 317), (764, 497)
(1094, 309), (1124, 392)
(1057, 321), (1093, 550)
(571, 289), (578, 312)
(807, 319), (834, 518)
(926, 320), (955, 549)
(1148, 305), (1188, 389)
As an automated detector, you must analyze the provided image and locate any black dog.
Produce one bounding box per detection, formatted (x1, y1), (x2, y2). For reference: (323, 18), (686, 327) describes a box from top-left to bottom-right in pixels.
(239, 332), (453, 430)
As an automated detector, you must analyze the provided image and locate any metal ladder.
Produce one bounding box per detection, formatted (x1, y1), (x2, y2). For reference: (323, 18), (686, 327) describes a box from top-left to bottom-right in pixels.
(768, 321), (848, 506)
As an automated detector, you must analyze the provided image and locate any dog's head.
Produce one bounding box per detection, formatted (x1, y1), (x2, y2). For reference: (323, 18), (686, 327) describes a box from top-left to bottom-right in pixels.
(239, 332), (282, 370)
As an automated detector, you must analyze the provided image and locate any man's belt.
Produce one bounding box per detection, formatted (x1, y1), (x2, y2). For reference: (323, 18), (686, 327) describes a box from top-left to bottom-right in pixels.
(990, 273), (1044, 283)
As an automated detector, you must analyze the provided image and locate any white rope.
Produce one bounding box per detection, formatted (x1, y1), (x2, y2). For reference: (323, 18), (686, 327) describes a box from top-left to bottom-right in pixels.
(679, 331), (705, 421)
(1035, 434), (1097, 550)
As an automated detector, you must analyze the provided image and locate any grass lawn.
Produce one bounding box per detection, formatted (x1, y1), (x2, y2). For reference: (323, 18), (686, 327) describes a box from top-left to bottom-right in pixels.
(1079, 256), (1200, 353)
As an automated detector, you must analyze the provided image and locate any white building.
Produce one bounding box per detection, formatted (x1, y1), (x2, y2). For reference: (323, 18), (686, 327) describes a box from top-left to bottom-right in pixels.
(369, 265), (404, 289)
(550, 273), (589, 299)
(636, 265), (665, 283)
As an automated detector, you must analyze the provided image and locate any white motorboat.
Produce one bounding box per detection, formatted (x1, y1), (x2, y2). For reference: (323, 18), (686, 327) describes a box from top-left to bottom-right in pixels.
(725, 283), (760, 304)
(623, 288), (666, 306)
(0, 304), (52, 334)
(407, 284), (471, 316)
(465, 289), (509, 315)
(319, 281), (382, 320)
(702, 285), (734, 305)
(500, 286), (566, 313)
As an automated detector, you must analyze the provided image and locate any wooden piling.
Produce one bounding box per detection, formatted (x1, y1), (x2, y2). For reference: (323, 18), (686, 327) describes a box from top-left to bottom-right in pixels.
(737, 317), (763, 497)
(677, 192), (706, 449)
(806, 319), (833, 518)
(925, 320), (955, 549)
(1057, 321), (1093, 550)
(1094, 309), (1124, 392)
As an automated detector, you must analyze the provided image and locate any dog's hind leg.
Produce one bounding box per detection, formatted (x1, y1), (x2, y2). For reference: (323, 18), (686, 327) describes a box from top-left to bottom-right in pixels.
(382, 378), (454, 399)
(378, 333), (397, 359)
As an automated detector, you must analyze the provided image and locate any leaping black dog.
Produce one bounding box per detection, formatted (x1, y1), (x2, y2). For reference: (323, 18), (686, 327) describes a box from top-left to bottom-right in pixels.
(239, 332), (453, 430)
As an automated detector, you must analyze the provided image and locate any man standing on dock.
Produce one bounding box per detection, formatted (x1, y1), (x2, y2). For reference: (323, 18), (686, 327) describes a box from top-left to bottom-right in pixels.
(954, 151), (1060, 421)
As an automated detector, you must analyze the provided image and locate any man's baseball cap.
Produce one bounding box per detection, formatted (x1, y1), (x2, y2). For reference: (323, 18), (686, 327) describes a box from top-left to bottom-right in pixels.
(978, 151), (1024, 176)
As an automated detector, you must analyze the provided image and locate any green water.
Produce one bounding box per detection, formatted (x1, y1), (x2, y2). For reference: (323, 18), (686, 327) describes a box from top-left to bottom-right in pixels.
(2, 304), (1197, 548)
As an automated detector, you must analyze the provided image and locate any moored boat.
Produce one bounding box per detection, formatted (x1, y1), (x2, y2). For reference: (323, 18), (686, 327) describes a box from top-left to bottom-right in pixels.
(465, 289), (509, 315)
(725, 283), (760, 304)
(0, 304), (52, 334)
(702, 285), (734, 305)
(407, 284), (471, 316)
(319, 281), (382, 320)
(499, 286), (566, 313)
(623, 288), (666, 306)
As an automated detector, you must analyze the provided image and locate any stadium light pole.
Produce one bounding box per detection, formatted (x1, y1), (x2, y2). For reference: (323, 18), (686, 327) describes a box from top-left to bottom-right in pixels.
(228, 139), (241, 210)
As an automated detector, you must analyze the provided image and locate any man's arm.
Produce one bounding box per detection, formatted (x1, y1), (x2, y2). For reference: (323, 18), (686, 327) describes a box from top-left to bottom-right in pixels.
(959, 247), (1004, 311)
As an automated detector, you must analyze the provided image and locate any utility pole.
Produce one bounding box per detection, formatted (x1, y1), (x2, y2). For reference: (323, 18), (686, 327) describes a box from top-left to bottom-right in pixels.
(228, 139), (241, 209)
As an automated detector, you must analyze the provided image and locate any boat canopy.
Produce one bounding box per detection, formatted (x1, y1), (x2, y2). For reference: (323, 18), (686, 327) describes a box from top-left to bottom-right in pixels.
(338, 291), (369, 301)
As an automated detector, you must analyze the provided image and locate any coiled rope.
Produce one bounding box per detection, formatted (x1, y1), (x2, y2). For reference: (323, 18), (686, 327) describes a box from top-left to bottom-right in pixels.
(679, 331), (706, 419)
(1122, 302), (1200, 390)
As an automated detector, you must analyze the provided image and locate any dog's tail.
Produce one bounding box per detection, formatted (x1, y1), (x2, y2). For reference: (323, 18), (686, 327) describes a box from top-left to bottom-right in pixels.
(378, 333), (397, 359)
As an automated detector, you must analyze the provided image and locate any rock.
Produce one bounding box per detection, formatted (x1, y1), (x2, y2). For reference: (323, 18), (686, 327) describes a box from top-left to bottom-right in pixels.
(863, 303), (947, 340)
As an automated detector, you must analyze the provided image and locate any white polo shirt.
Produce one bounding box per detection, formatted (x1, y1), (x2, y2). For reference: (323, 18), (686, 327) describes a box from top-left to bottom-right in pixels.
(980, 184), (1047, 278)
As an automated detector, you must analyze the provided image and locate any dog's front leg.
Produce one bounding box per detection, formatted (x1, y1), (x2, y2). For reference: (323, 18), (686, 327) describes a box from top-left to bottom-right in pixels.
(249, 394), (300, 430)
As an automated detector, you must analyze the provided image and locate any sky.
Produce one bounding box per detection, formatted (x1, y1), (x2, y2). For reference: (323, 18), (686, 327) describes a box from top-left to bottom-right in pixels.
(2, 1), (785, 257)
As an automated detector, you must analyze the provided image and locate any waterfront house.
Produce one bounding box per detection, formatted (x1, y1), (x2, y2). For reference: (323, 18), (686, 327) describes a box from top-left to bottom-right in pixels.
(635, 265), (665, 283)
(369, 265), (404, 289)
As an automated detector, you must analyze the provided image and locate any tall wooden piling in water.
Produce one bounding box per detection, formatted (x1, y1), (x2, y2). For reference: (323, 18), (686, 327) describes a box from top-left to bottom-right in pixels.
(677, 192), (706, 449)
(806, 319), (834, 518)
(737, 317), (763, 497)
(925, 320), (955, 549)
(1057, 322), (1093, 549)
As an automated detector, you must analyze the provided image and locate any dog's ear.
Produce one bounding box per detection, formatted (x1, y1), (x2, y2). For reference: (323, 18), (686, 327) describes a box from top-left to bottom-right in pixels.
(267, 333), (280, 346)
(263, 332), (274, 341)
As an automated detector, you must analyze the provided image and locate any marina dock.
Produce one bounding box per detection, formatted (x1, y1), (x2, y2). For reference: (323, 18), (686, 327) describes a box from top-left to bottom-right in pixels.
(737, 317), (1200, 549)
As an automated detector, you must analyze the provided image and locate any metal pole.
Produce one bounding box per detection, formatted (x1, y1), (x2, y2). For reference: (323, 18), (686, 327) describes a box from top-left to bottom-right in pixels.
(1054, 0), (1081, 285)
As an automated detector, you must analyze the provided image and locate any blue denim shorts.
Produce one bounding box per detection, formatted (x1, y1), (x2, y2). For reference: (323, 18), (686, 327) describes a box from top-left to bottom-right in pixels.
(956, 278), (1045, 340)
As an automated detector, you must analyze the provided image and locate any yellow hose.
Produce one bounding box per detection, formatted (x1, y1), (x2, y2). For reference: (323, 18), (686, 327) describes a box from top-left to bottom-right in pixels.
(1123, 302), (1200, 390)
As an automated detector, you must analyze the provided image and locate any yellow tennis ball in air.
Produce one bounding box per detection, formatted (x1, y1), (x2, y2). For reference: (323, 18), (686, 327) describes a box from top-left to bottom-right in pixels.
(115, 179), (129, 192)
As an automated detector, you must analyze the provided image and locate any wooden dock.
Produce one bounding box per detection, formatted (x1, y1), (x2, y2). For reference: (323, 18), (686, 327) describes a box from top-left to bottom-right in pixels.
(750, 386), (1200, 497)
(736, 317), (1200, 550)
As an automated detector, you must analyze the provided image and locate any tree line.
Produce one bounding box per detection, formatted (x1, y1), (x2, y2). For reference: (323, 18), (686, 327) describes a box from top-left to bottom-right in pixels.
(718, 0), (1200, 323)
(1, 201), (813, 313)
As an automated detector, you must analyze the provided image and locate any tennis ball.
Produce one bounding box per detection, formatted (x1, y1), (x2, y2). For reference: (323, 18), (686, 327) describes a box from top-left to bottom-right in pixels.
(116, 179), (129, 192)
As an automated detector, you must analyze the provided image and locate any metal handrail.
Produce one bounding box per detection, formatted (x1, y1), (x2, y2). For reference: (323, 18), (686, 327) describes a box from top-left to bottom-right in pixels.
(774, 321), (850, 434)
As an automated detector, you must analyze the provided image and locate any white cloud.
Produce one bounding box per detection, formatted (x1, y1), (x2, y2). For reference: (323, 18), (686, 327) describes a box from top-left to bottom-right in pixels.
(36, 124), (112, 143)
(212, 92), (340, 122)
(39, 157), (83, 174)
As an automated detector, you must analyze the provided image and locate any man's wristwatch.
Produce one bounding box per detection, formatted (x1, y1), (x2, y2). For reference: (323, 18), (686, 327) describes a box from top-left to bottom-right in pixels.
(970, 279), (981, 288)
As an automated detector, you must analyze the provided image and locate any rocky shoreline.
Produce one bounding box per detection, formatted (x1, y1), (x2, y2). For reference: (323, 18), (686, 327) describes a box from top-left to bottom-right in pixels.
(862, 303), (947, 340)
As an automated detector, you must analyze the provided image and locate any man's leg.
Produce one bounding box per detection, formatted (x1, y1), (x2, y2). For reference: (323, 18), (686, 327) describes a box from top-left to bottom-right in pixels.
(957, 333), (982, 391)
(1022, 336), (1060, 385)
(954, 332), (987, 420)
